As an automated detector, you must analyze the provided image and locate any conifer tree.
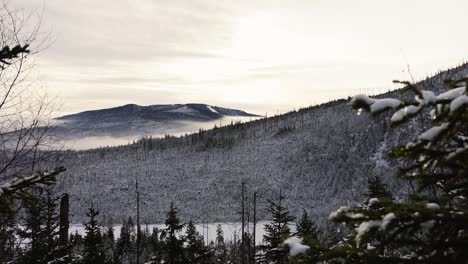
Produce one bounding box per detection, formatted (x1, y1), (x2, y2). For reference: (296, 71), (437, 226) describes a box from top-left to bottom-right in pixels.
(185, 220), (208, 263)
(214, 224), (228, 264)
(321, 78), (468, 263)
(139, 226), (153, 263)
(161, 202), (185, 264)
(365, 175), (393, 202)
(115, 217), (136, 264)
(0, 210), (16, 262)
(83, 207), (105, 264)
(102, 226), (116, 263)
(19, 187), (66, 263)
(148, 227), (162, 263)
(295, 210), (319, 242)
(262, 191), (294, 264)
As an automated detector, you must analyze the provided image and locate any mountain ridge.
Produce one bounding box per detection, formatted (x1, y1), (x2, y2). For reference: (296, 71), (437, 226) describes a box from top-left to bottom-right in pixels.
(50, 63), (468, 231)
(52, 103), (260, 141)
(56, 103), (259, 122)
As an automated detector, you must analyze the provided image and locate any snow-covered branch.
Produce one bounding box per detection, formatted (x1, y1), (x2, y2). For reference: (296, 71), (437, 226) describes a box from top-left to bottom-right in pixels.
(0, 166), (65, 197)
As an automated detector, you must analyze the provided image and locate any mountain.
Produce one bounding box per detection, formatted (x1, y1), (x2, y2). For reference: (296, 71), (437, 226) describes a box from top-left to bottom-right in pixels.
(57, 103), (258, 123)
(50, 63), (468, 233)
(53, 103), (260, 141)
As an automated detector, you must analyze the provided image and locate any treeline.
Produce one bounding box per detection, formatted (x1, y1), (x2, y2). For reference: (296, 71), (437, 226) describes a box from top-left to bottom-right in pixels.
(51, 62), (468, 225)
(0, 178), (325, 264)
(2, 76), (467, 263)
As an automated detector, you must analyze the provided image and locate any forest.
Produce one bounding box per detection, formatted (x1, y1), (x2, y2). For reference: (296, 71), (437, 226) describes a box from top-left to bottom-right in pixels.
(0, 1), (467, 263)
(2, 64), (467, 263)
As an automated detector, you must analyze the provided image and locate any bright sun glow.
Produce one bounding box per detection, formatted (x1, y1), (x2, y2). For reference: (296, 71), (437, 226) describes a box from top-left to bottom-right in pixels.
(229, 12), (312, 62)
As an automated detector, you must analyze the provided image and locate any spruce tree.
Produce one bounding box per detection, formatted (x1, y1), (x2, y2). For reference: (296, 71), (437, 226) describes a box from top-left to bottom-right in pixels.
(148, 227), (162, 263)
(115, 217), (135, 264)
(102, 226), (116, 263)
(262, 191), (294, 264)
(365, 175), (393, 202)
(161, 202), (185, 264)
(214, 224), (228, 264)
(295, 210), (319, 242)
(0, 210), (16, 263)
(322, 78), (468, 263)
(19, 187), (65, 263)
(83, 207), (105, 264)
(185, 220), (208, 263)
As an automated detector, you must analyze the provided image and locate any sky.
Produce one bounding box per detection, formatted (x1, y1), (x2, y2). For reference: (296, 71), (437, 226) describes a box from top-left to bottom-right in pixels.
(11, 0), (468, 116)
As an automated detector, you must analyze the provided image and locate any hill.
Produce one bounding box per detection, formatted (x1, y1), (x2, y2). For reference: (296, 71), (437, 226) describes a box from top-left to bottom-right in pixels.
(53, 103), (259, 140)
(49, 63), (468, 233)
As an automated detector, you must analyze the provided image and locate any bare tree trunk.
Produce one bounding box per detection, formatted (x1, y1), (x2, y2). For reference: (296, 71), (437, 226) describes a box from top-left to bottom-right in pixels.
(241, 181), (245, 264)
(136, 178), (141, 264)
(59, 193), (69, 246)
(252, 191), (257, 264)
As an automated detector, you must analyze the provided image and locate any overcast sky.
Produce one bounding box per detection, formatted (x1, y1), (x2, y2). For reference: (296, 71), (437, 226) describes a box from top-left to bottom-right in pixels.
(12, 0), (468, 116)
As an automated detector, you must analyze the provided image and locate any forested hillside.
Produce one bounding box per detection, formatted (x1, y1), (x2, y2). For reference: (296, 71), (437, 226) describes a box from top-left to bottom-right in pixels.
(50, 63), (468, 231)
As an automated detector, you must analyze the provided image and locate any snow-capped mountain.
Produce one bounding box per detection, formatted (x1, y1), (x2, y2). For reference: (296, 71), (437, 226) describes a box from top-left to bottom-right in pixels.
(57, 103), (258, 123)
(50, 64), (468, 230)
(53, 104), (259, 146)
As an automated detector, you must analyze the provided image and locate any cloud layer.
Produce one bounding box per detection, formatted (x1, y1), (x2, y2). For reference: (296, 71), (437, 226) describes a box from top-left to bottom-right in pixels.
(11, 0), (468, 115)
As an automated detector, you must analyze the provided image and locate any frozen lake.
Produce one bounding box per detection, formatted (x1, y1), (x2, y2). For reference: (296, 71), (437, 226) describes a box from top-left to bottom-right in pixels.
(70, 221), (296, 245)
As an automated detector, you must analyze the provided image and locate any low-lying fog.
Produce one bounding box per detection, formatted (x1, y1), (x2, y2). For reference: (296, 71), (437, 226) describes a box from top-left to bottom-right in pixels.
(58, 116), (260, 150)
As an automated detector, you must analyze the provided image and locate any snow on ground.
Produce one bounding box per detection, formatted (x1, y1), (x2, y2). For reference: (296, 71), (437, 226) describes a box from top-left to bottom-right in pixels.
(69, 221), (296, 245)
(167, 106), (198, 114)
(207, 106), (218, 114)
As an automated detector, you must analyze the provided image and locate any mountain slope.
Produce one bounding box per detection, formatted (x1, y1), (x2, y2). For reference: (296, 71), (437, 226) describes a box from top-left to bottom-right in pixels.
(57, 103), (258, 122)
(51, 63), (468, 232)
(53, 103), (259, 139)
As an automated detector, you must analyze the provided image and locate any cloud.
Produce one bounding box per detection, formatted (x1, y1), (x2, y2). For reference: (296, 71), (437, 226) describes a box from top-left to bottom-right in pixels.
(9, 0), (468, 117)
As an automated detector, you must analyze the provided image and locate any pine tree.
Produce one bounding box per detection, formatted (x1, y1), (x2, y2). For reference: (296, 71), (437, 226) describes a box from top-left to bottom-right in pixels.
(322, 78), (468, 263)
(148, 227), (162, 263)
(0, 209), (16, 263)
(83, 207), (105, 264)
(102, 226), (116, 263)
(185, 220), (208, 264)
(139, 226), (153, 263)
(295, 210), (319, 242)
(262, 191), (295, 264)
(115, 217), (135, 264)
(161, 202), (185, 264)
(365, 175), (393, 202)
(214, 224), (228, 264)
(19, 187), (65, 263)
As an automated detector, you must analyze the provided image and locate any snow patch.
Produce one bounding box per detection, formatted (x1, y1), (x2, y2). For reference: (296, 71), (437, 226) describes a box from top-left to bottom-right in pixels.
(421, 90), (437, 104)
(329, 206), (349, 220)
(283, 237), (310, 257)
(380, 213), (396, 230)
(419, 123), (449, 141)
(207, 105), (219, 114)
(167, 106), (198, 114)
(391, 104), (422, 123)
(450, 95), (468, 112)
(370, 98), (402, 113)
(355, 221), (380, 247)
(368, 198), (380, 206)
(426, 203), (440, 210)
(436, 87), (466, 101)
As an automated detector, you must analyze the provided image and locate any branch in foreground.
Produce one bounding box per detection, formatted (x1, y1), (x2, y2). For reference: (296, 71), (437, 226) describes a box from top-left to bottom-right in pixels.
(0, 166), (66, 197)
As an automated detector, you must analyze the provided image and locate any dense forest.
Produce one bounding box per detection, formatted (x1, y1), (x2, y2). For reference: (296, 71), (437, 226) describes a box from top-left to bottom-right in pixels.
(0, 1), (467, 262)
(44, 63), (468, 230)
(3, 67), (467, 263)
